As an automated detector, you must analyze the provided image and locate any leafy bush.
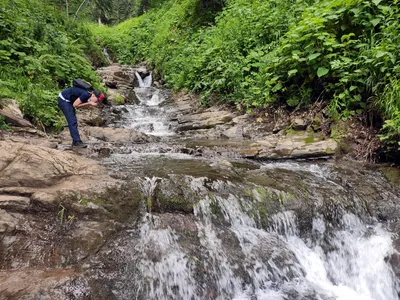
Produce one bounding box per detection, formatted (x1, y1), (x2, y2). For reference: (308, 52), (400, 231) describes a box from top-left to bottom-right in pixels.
(91, 0), (400, 154)
(0, 0), (105, 130)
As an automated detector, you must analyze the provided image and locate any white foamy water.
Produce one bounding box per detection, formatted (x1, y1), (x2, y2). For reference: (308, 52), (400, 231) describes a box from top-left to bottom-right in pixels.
(131, 215), (198, 300)
(135, 71), (152, 88)
(272, 212), (398, 300)
(194, 184), (398, 300)
(123, 177), (398, 300)
(123, 102), (173, 136)
(261, 161), (336, 180)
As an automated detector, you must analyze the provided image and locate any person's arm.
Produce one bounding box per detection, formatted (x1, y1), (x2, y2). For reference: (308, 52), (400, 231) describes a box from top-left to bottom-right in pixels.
(73, 98), (98, 108)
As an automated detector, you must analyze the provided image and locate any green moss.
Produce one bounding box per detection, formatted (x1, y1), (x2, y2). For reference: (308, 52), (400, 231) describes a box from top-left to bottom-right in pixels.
(94, 184), (142, 221)
(330, 121), (349, 141)
(380, 167), (400, 187)
(335, 139), (351, 156)
(326, 147), (335, 154)
(155, 190), (194, 214)
(115, 93), (125, 105)
(304, 136), (314, 144)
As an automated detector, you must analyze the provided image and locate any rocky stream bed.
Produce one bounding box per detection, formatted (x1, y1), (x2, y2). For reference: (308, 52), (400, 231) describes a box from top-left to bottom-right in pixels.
(1, 64), (400, 300)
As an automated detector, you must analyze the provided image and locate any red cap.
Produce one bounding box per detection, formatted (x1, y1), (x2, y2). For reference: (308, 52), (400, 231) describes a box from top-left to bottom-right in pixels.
(93, 90), (104, 102)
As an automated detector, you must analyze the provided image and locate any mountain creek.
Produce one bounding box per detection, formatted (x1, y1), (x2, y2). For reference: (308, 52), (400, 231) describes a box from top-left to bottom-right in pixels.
(0, 63), (400, 300)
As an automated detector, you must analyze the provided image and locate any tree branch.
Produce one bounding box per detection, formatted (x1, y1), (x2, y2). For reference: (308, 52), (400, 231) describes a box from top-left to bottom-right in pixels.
(73, 0), (89, 22)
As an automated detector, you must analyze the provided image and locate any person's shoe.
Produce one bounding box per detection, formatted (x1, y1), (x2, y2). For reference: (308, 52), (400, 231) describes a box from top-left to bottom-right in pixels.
(72, 141), (88, 148)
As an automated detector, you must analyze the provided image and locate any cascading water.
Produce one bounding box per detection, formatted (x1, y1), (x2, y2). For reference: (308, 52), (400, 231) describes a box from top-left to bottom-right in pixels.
(91, 78), (400, 300)
(102, 48), (112, 64)
(94, 170), (399, 300)
(116, 72), (173, 136)
(135, 71), (152, 88)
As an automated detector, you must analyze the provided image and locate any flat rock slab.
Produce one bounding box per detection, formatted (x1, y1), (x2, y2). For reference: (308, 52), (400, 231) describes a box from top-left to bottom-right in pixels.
(240, 134), (337, 159)
(0, 268), (80, 299)
(0, 195), (30, 210)
(84, 127), (159, 143)
(0, 141), (105, 188)
(177, 111), (235, 131)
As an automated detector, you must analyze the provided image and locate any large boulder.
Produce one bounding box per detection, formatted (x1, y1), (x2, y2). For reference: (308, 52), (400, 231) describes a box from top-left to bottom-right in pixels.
(0, 100), (34, 128)
(96, 63), (152, 104)
(0, 141), (114, 189)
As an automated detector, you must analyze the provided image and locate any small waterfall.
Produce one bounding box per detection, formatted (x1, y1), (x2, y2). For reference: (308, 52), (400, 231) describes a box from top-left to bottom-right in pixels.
(135, 71), (152, 88)
(125, 215), (198, 300)
(143, 72), (152, 88)
(116, 77), (173, 136)
(115, 177), (399, 300)
(102, 48), (112, 64)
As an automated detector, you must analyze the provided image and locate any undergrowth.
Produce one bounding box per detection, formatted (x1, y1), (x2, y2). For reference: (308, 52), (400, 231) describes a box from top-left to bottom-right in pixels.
(90, 0), (400, 157)
(0, 0), (106, 131)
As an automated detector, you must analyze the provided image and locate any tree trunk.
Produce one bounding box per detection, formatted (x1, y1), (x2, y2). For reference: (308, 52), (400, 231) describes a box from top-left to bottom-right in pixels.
(65, 0), (69, 18)
(98, 16), (102, 26)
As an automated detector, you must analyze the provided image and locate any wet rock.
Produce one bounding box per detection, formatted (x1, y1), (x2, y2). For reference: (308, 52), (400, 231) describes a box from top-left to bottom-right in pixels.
(0, 209), (15, 232)
(0, 268), (84, 299)
(69, 220), (117, 261)
(97, 63), (152, 105)
(84, 127), (159, 143)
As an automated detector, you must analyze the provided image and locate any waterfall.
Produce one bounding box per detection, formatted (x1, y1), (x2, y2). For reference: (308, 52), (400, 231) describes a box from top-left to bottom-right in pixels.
(135, 71), (152, 88)
(110, 71), (172, 136)
(92, 69), (400, 299)
(131, 216), (198, 300)
(102, 48), (112, 64)
(117, 177), (399, 300)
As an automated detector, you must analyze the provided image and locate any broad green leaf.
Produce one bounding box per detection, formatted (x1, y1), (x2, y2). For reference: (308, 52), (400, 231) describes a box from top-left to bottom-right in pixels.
(370, 18), (381, 27)
(308, 53), (321, 61)
(376, 51), (386, 58)
(317, 67), (329, 77)
(272, 83), (283, 92)
(288, 69), (298, 76)
(372, 0), (382, 5)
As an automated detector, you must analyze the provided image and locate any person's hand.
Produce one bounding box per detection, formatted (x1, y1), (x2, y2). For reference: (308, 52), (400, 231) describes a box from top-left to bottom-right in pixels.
(90, 101), (98, 107)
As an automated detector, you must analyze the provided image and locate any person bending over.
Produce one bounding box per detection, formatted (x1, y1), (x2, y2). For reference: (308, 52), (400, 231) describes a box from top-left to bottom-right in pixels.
(58, 86), (104, 148)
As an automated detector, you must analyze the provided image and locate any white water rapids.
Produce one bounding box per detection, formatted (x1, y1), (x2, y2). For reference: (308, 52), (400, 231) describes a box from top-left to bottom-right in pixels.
(100, 79), (399, 300)
(126, 175), (399, 300)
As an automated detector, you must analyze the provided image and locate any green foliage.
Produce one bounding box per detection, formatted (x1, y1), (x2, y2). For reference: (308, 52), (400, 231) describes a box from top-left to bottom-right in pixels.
(114, 93), (125, 105)
(90, 0), (400, 155)
(377, 78), (400, 151)
(0, 0), (105, 131)
(0, 116), (11, 130)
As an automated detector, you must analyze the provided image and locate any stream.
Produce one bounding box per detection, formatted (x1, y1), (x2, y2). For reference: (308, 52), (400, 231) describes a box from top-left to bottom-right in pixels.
(76, 76), (400, 300)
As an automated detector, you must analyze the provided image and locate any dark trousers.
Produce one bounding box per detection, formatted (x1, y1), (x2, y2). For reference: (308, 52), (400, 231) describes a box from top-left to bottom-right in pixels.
(58, 98), (81, 143)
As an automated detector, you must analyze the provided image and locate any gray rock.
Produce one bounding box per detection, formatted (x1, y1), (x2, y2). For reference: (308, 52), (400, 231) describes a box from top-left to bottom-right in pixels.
(0, 195), (30, 210)
(0, 209), (15, 232)
(0, 100), (34, 128)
